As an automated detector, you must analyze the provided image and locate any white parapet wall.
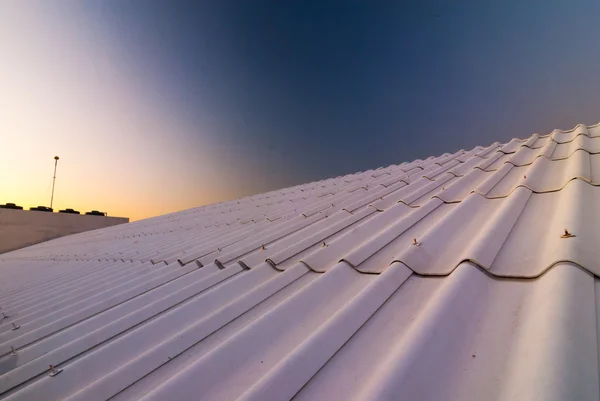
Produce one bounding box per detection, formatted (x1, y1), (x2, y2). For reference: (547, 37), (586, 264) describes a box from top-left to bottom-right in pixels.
(0, 208), (128, 254)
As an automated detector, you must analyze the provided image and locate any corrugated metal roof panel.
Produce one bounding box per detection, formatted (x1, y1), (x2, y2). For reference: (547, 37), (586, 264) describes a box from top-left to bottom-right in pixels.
(1, 123), (600, 400)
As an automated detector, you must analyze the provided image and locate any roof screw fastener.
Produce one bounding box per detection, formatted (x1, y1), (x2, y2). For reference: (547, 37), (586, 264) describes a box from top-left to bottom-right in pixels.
(261, 244), (266, 251)
(524, 175), (527, 179)
(48, 365), (63, 377)
(1, 312), (8, 320)
(10, 346), (18, 356)
(561, 229), (576, 238)
(413, 238), (420, 246)
(322, 241), (328, 248)
(11, 322), (20, 331)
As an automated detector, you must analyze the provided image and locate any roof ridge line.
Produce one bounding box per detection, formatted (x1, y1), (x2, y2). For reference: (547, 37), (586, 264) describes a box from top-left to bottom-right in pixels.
(531, 122), (600, 137)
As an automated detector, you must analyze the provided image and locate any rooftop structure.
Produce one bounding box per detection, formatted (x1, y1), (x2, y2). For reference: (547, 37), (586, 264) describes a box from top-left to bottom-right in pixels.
(0, 208), (128, 255)
(0, 123), (599, 400)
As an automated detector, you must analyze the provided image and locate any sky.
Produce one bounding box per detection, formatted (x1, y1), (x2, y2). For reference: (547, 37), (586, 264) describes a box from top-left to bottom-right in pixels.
(1, 1), (600, 221)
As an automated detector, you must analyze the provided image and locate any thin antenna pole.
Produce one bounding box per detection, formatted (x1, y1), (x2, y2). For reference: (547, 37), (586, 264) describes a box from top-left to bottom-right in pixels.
(50, 156), (59, 209)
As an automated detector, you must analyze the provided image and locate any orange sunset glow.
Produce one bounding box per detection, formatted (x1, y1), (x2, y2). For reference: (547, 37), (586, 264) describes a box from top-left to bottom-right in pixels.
(0, 3), (247, 221)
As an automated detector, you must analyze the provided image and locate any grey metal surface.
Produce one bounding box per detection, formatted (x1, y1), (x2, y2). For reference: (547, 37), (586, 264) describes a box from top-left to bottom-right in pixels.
(1, 123), (599, 400)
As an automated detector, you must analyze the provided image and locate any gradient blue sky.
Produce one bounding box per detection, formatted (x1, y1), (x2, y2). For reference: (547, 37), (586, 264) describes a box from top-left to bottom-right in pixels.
(2, 1), (600, 220)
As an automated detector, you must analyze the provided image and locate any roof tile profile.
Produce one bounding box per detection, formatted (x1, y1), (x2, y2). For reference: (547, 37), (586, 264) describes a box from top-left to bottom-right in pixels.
(1, 123), (600, 400)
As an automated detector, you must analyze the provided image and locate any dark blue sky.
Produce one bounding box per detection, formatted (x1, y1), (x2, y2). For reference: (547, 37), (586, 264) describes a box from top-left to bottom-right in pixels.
(83, 0), (600, 195)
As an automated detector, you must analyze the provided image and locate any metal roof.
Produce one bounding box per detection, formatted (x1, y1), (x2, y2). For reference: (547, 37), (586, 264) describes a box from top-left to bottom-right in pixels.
(1, 123), (600, 400)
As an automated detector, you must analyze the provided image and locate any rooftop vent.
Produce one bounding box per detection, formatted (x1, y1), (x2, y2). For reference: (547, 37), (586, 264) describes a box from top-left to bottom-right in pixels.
(30, 206), (53, 212)
(59, 208), (80, 215)
(0, 203), (23, 210)
(85, 210), (106, 216)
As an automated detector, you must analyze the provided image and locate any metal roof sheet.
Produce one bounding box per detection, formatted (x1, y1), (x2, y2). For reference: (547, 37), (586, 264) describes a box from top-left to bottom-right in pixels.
(1, 123), (600, 400)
